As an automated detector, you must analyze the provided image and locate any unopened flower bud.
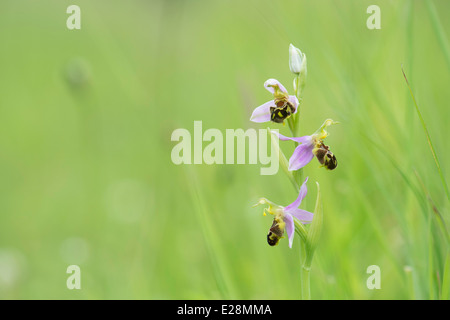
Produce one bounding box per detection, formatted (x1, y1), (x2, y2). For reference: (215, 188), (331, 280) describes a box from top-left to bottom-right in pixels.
(289, 44), (306, 76)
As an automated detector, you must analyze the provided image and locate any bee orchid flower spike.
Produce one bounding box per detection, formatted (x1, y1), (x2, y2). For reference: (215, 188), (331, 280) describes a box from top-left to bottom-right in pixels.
(254, 177), (313, 248)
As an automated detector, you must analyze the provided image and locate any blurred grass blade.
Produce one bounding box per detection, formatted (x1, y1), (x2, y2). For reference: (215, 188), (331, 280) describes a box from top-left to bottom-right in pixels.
(425, 0), (450, 71)
(364, 134), (427, 214)
(186, 167), (232, 299)
(428, 217), (435, 300)
(414, 170), (450, 244)
(442, 252), (450, 300)
(402, 66), (450, 201)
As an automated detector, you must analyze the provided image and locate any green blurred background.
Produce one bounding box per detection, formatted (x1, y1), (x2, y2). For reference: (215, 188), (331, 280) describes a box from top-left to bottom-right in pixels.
(0, 0), (449, 299)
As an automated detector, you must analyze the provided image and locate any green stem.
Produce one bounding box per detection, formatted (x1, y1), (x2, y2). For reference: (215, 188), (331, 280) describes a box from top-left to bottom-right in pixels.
(293, 73), (311, 300)
(299, 241), (312, 300)
(287, 116), (296, 137)
(291, 74), (304, 188)
(301, 265), (311, 300)
(268, 128), (299, 192)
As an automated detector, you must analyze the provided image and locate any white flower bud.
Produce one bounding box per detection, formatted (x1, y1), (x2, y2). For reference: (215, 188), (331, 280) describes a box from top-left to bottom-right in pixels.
(289, 44), (307, 99)
(289, 44), (304, 75)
